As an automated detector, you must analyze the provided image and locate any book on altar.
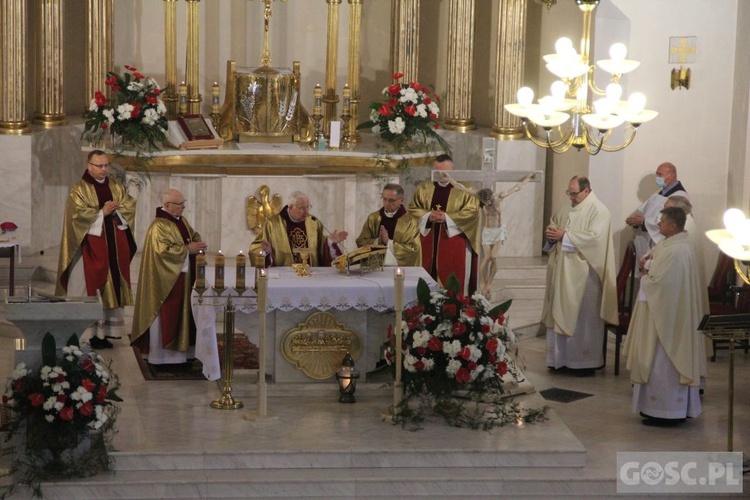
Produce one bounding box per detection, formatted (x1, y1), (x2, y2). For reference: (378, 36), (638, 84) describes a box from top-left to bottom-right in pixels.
(332, 244), (388, 272)
(167, 116), (224, 150)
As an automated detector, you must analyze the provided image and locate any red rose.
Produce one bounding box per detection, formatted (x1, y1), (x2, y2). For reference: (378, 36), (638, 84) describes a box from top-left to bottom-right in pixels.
(79, 401), (94, 417)
(378, 103), (392, 116)
(385, 350), (393, 363)
(57, 394), (67, 404)
(387, 83), (401, 96)
(56, 374), (65, 383)
(444, 303), (457, 317)
(464, 306), (477, 318)
(497, 361), (508, 376)
(457, 293), (470, 305)
(468, 362), (477, 371)
(105, 75), (117, 86)
(407, 318), (420, 330)
(424, 316), (433, 325)
(496, 313), (505, 325)
(388, 97), (398, 106)
(424, 97), (432, 105)
(28, 393), (45, 407)
(392, 72), (404, 80)
(455, 367), (470, 383)
(404, 105), (417, 117)
(95, 91), (106, 106)
(146, 95), (158, 105)
(131, 103), (142, 119)
(410, 82), (421, 92)
(458, 347), (472, 360)
(82, 378), (96, 392)
(414, 360), (425, 371)
(486, 338), (498, 353)
(96, 385), (108, 404)
(81, 358), (96, 373)
(12, 379), (24, 393)
(59, 406), (74, 421)
(481, 324), (490, 334)
(452, 321), (466, 336)
(427, 336), (442, 352)
(154, 88), (161, 96)
(405, 305), (420, 316)
(101, 123), (108, 130)
(133, 72), (145, 80)
(112, 85), (121, 92)
(416, 346), (426, 356)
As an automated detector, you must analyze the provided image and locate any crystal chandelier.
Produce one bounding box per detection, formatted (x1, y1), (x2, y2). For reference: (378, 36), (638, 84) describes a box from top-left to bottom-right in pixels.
(505, 0), (658, 155)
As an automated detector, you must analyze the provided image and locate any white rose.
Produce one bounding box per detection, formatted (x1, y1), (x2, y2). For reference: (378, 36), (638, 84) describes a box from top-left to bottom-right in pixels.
(388, 117), (406, 134)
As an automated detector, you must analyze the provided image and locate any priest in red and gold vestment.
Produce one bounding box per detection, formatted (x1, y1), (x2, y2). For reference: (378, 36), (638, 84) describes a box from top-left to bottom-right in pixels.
(131, 189), (207, 365)
(56, 150), (137, 349)
(408, 155), (480, 294)
(250, 191), (347, 266)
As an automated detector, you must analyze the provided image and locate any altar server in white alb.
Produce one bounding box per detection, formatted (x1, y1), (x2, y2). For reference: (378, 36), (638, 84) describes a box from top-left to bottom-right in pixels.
(541, 176), (619, 375)
(624, 206), (708, 427)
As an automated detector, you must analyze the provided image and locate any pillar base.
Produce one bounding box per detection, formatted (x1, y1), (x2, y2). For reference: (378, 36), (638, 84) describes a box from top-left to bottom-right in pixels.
(33, 113), (67, 128)
(491, 126), (524, 140)
(442, 118), (476, 132)
(0, 121), (32, 135)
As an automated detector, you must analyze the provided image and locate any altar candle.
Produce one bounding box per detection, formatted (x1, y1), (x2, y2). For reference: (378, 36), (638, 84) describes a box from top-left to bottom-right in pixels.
(393, 267), (405, 392)
(342, 84), (351, 115)
(178, 81), (188, 115)
(215, 250), (225, 288)
(211, 82), (220, 114)
(394, 267), (405, 311)
(313, 84), (323, 116)
(195, 250), (206, 289)
(236, 250), (246, 289)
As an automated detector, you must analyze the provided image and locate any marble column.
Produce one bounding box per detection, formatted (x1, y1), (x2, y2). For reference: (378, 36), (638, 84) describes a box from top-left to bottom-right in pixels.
(491, 0), (527, 139)
(443, 0), (476, 132)
(389, 0), (419, 82)
(34, 0), (66, 127)
(86, 0), (113, 109)
(323, 0), (342, 138)
(163, 0), (179, 120)
(346, 0), (363, 143)
(185, 0), (202, 115)
(0, 0), (31, 134)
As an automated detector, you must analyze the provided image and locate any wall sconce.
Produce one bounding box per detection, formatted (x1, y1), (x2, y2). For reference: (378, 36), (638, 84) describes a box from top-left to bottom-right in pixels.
(670, 67), (691, 90)
(336, 352), (360, 403)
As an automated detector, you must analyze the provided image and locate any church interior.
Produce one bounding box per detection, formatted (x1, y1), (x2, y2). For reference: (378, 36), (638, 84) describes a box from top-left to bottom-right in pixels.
(1, 0), (750, 497)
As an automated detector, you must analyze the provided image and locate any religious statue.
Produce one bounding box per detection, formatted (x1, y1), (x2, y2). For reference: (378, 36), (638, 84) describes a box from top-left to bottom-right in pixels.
(246, 185), (283, 233)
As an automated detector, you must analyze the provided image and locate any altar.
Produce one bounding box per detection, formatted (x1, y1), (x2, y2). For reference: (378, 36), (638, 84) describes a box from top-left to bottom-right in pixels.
(192, 266), (437, 383)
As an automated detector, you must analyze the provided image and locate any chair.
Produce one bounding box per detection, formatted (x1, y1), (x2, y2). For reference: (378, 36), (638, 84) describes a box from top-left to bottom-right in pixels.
(604, 241), (637, 375)
(710, 282), (750, 361)
(707, 252), (737, 313)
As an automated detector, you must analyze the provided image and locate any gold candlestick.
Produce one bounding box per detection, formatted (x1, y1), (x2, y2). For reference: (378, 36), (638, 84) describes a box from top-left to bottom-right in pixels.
(195, 250), (207, 293)
(214, 250), (225, 293)
(236, 251), (246, 293)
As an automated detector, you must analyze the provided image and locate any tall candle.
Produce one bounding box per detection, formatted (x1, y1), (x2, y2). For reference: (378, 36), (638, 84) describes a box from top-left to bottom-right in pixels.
(342, 84), (351, 115)
(195, 250), (206, 289)
(178, 81), (188, 115)
(236, 251), (246, 289)
(313, 84), (323, 116)
(215, 250), (225, 289)
(211, 82), (220, 115)
(394, 267), (404, 310)
(393, 267), (405, 404)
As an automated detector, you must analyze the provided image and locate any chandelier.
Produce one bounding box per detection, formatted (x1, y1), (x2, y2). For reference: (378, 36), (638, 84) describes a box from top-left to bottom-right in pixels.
(505, 0), (657, 155)
(706, 209), (750, 286)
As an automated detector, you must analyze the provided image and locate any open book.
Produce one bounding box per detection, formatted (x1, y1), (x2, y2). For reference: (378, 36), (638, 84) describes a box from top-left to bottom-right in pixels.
(167, 117), (224, 150)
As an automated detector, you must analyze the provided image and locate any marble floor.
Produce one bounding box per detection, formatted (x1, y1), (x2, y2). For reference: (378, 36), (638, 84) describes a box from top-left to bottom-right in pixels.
(1, 253), (749, 497)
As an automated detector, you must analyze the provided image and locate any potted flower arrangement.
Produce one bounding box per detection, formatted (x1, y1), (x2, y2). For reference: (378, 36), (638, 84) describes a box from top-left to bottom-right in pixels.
(81, 65), (168, 153)
(387, 275), (548, 430)
(1, 333), (122, 498)
(358, 72), (449, 152)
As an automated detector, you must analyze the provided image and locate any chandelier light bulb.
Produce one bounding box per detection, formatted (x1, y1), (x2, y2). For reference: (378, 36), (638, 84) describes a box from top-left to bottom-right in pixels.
(605, 83), (622, 104)
(627, 92), (646, 114)
(539, 96), (556, 117)
(517, 87), (534, 107)
(609, 43), (627, 62)
(551, 81), (567, 103)
(723, 208), (747, 237)
(593, 98), (613, 118)
(555, 37), (574, 56)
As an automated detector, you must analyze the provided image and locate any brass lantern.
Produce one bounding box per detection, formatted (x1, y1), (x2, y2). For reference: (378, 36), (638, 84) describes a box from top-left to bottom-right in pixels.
(335, 352), (360, 403)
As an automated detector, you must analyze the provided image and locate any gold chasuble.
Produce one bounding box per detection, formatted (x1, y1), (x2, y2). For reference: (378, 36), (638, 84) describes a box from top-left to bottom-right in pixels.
(131, 211), (202, 353)
(355, 206), (421, 267)
(250, 207), (333, 266)
(624, 232), (708, 386)
(542, 192), (618, 336)
(408, 181), (480, 293)
(56, 172), (136, 309)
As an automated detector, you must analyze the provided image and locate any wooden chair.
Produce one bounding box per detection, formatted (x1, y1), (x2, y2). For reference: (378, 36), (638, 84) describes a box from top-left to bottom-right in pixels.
(604, 241), (637, 375)
(708, 252), (737, 313)
(710, 282), (750, 361)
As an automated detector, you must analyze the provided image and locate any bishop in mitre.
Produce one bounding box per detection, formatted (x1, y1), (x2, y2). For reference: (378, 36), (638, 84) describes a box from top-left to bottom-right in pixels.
(542, 176), (618, 375)
(250, 190), (347, 266)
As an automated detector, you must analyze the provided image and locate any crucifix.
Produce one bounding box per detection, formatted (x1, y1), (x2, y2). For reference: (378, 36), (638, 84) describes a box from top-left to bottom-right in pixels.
(432, 168), (544, 297)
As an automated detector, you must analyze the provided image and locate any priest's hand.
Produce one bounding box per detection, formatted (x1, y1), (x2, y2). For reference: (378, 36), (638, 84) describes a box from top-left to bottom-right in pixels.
(329, 230), (348, 244)
(187, 241), (207, 254)
(626, 213), (644, 227)
(102, 200), (119, 216)
(429, 210), (446, 223)
(378, 225), (390, 245)
(545, 226), (565, 242)
(260, 241), (272, 255)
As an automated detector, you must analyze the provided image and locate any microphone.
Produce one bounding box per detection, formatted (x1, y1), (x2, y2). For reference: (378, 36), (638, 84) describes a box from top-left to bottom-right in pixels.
(310, 215), (349, 254)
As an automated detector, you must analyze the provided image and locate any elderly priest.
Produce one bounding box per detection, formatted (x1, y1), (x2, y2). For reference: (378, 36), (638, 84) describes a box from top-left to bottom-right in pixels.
(542, 176), (618, 376)
(250, 190), (348, 266)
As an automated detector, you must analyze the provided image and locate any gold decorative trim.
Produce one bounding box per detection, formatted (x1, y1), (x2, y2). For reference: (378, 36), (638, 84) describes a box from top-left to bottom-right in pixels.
(444, 0), (476, 130)
(493, 0), (527, 134)
(490, 125), (524, 140)
(281, 311), (362, 380)
(390, 0), (420, 82)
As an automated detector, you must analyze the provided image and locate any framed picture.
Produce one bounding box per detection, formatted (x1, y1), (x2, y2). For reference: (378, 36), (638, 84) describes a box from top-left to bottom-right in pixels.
(177, 114), (215, 141)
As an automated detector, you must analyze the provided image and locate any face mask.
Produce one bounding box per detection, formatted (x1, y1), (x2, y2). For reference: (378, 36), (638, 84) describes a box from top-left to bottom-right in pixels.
(655, 177), (667, 188)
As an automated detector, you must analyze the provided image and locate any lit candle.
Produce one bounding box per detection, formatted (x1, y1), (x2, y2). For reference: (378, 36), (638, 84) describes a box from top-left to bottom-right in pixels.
(195, 250), (206, 289)
(394, 267), (404, 311)
(178, 81), (188, 115)
(236, 251), (246, 289)
(215, 250), (225, 289)
(393, 266), (405, 406)
(313, 84), (323, 116)
(342, 84), (351, 115)
(211, 82), (220, 115)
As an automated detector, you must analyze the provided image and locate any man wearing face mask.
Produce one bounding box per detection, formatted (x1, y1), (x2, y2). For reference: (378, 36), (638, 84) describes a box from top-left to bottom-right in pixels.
(625, 162), (688, 270)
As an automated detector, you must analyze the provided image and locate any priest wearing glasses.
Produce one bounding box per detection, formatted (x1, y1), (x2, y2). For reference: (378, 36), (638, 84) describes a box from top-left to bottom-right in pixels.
(250, 191), (348, 266)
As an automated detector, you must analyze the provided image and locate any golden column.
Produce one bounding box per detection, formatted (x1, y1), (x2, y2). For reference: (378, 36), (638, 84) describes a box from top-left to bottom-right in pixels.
(86, 0), (113, 109)
(443, 0), (476, 132)
(389, 0), (419, 82)
(346, 0), (363, 143)
(163, 0), (179, 120)
(0, 0), (31, 134)
(185, 0), (202, 115)
(323, 0), (342, 137)
(34, 0), (66, 127)
(491, 0), (527, 139)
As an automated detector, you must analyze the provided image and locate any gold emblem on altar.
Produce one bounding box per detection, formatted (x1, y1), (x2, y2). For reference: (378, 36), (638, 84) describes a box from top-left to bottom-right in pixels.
(246, 185), (283, 233)
(281, 312), (362, 380)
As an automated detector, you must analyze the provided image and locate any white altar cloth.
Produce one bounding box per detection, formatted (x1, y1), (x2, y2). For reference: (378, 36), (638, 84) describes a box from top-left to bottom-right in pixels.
(192, 266), (435, 381)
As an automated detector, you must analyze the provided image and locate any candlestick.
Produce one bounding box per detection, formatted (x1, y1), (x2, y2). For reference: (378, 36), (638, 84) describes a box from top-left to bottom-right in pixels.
(195, 250), (206, 291)
(236, 251), (246, 291)
(178, 81), (188, 115)
(393, 266), (405, 410)
(313, 84), (323, 116)
(211, 82), (220, 115)
(342, 84), (351, 115)
(215, 250), (225, 290)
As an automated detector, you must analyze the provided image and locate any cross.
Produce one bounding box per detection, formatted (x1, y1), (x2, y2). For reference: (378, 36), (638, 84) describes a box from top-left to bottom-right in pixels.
(433, 204), (442, 212)
(669, 37), (696, 64)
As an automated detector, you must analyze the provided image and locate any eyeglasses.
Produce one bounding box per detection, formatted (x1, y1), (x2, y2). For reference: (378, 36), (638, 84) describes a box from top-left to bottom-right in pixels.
(166, 200), (186, 207)
(565, 189), (583, 197)
(88, 162), (110, 168)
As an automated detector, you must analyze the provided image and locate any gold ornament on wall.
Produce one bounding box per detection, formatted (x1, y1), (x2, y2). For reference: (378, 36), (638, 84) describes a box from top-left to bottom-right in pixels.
(246, 185), (283, 233)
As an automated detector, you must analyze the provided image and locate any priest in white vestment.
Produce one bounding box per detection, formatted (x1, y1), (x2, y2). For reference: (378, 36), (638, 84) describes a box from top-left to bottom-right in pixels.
(625, 162), (688, 271)
(542, 176), (619, 375)
(624, 206), (708, 426)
